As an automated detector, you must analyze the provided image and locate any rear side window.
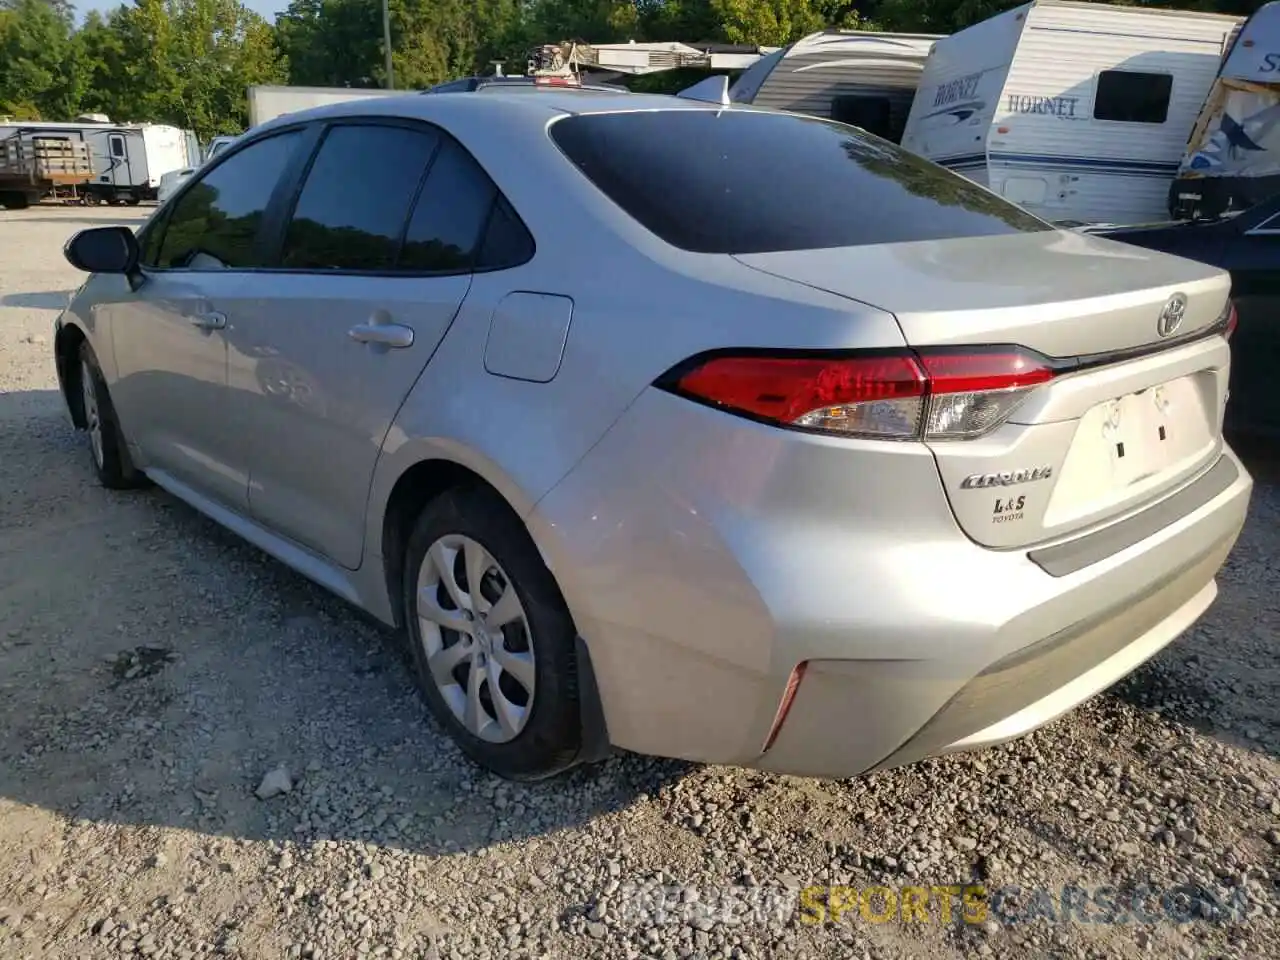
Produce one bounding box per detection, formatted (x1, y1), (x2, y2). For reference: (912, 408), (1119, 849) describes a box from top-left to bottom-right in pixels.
(280, 124), (440, 271)
(476, 196), (535, 269)
(548, 110), (1050, 255)
(399, 138), (504, 272)
(155, 130), (300, 270)
(1093, 70), (1172, 124)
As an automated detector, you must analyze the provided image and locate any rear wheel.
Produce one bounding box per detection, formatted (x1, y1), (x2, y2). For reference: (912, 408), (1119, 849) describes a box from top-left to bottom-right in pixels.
(402, 486), (582, 780)
(78, 341), (147, 489)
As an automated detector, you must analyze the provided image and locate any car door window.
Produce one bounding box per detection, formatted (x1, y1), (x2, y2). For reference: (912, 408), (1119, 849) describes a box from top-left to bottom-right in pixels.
(279, 124), (440, 272)
(399, 138), (514, 272)
(152, 131), (301, 271)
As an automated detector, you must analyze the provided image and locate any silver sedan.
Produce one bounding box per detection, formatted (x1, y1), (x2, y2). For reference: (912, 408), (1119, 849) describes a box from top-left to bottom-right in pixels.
(52, 88), (1252, 781)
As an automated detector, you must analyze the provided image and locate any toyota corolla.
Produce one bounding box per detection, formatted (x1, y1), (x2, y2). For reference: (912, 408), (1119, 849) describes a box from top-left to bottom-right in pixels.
(52, 89), (1252, 781)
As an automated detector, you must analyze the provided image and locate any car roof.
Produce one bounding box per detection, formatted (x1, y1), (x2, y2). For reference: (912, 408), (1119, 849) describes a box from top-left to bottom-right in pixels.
(249, 88), (731, 136)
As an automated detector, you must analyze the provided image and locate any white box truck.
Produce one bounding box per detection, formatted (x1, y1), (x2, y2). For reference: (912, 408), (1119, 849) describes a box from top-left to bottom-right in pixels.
(247, 85), (405, 127)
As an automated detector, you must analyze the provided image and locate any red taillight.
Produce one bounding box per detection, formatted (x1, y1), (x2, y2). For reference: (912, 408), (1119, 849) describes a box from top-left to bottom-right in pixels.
(534, 76), (580, 87)
(675, 353), (925, 422)
(664, 347), (1056, 441)
(1224, 302), (1238, 341)
(917, 351), (1055, 394)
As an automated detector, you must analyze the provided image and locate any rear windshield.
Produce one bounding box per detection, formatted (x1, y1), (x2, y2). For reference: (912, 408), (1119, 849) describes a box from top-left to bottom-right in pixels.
(548, 109), (1052, 254)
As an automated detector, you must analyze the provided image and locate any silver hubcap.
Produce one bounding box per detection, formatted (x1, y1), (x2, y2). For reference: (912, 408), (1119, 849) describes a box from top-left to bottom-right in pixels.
(81, 360), (103, 468)
(415, 534), (536, 743)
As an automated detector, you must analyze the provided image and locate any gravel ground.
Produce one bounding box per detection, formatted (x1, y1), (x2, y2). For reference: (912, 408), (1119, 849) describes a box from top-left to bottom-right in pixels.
(1, 205), (1278, 960)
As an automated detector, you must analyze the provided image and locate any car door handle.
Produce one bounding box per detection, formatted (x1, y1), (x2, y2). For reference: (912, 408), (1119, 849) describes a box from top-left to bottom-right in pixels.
(189, 311), (226, 330)
(348, 321), (414, 349)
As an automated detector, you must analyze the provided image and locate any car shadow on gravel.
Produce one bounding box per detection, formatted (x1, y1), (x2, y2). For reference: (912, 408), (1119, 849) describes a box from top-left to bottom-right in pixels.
(1, 290), (74, 309)
(1107, 441), (1280, 763)
(0, 216), (151, 229)
(0, 387), (695, 861)
(1, 384), (1276, 868)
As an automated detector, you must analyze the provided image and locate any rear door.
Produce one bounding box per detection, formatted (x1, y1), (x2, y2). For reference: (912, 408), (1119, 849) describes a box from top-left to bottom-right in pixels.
(230, 119), (499, 569)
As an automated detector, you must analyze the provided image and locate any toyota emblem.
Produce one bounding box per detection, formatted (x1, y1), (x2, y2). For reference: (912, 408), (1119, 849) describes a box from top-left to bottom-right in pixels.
(1157, 293), (1188, 338)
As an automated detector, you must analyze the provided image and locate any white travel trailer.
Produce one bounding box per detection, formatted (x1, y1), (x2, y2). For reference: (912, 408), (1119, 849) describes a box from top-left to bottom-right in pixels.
(1171, 1), (1280, 219)
(729, 30), (942, 142)
(900, 0), (1241, 225)
(0, 119), (196, 203)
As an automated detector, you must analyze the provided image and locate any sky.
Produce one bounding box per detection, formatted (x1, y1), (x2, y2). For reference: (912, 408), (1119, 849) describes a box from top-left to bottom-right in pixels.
(78, 0), (281, 21)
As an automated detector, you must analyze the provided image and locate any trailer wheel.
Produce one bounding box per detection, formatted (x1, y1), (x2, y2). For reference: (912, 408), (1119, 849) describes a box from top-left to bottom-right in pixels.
(125, 197), (140, 206)
(0, 191), (31, 210)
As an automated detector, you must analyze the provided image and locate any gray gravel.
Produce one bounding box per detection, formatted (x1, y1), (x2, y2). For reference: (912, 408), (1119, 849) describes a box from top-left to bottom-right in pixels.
(1, 205), (1278, 960)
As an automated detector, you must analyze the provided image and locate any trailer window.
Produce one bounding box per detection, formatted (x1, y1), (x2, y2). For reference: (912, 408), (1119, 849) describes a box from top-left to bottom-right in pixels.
(548, 109), (1050, 255)
(831, 95), (895, 140)
(110, 137), (125, 158)
(1093, 70), (1172, 124)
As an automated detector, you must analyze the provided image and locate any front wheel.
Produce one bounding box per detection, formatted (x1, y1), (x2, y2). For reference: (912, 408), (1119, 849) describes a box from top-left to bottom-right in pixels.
(402, 486), (582, 780)
(78, 342), (147, 489)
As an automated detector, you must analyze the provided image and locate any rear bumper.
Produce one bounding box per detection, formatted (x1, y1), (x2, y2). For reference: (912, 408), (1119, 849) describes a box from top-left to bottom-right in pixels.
(773, 524), (1232, 778)
(529, 389), (1252, 780)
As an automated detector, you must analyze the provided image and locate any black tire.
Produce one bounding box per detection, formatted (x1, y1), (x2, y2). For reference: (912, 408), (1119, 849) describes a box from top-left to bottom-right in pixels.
(125, 197), (140, 206)
(77, 341), (148, 490)
(402, 485), (582, 781)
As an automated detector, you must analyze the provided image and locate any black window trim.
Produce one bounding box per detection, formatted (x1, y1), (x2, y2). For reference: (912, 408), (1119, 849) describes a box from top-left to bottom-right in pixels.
(259, 114), (535, 279)
(1091, 68), (1174, 126)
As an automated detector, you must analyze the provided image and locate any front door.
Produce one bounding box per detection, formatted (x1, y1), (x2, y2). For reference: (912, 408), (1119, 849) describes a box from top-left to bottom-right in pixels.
(232, 121), (500, 569)
(110, 128), (306, 509)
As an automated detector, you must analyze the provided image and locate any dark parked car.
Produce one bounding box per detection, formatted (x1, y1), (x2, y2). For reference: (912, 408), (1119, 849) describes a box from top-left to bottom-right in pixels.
(1092, 196), (1280, 439)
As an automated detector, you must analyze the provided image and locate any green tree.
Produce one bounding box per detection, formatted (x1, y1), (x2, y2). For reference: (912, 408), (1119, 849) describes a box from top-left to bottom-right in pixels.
(103, 0), (286, 137)
(276, 0), (382, 87)
(0, 0), (78, 119)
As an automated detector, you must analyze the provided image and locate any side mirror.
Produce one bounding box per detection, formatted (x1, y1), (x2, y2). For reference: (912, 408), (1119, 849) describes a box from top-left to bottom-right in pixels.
(64, 226), (140, 275)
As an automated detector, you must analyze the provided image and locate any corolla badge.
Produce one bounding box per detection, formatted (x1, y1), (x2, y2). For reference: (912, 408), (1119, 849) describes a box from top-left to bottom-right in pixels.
(960, 466), (1054, 489)
(1157, 293), (1188, 338)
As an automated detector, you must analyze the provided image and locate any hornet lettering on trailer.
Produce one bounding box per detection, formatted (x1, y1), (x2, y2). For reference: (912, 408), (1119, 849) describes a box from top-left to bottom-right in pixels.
(960, 466), (1054, 490)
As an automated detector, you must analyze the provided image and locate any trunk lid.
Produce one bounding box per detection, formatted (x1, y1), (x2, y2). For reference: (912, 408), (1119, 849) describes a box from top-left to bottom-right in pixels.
(734, 231), (1234, 551)
(733, 230), (1229, 357)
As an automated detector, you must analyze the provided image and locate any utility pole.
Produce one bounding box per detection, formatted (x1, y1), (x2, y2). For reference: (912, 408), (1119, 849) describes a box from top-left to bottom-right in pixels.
(381, 0), (395, 90)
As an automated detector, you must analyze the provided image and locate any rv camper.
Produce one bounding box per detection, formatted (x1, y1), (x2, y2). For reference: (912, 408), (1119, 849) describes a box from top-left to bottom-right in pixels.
(900, 0), (1241, 225)
(728, 30), (941, 143)
(1171, 1), (1280, 219)
(0, 120), (197, 203)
